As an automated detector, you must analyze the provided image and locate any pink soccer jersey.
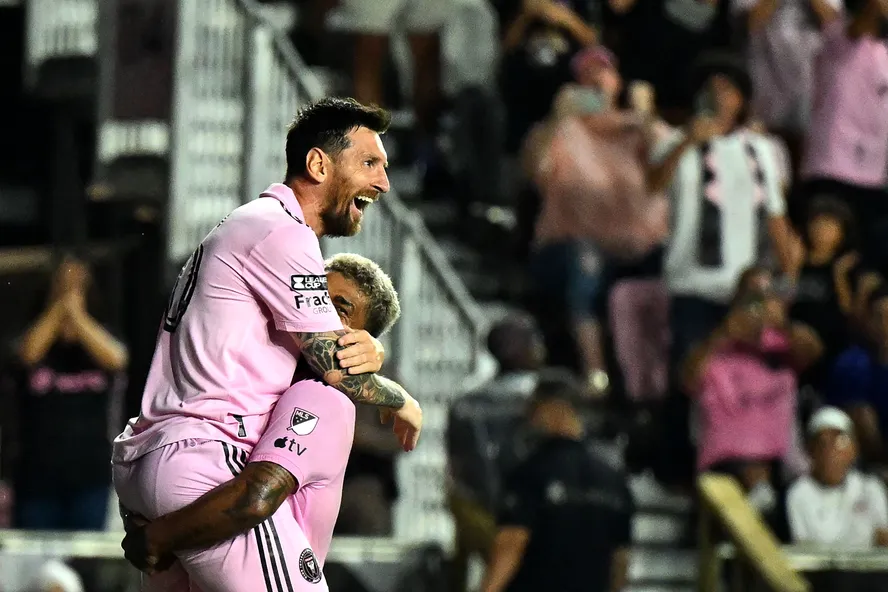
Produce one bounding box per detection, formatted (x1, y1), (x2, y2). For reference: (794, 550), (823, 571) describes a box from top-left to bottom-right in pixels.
(249, 379), (356, 565)
(113, 184), (343, 464)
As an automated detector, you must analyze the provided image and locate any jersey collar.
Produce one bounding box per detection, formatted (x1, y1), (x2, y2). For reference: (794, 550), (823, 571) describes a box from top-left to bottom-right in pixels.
(260, 183), (306, 225)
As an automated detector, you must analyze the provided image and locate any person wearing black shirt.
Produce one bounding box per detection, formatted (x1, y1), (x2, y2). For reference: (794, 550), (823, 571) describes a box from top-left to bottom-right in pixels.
(789, 197), (861, 389)
(481, 375), (634, 592)
(447, 314), (546, 592)
(6, 256), (127, 530)
(334, 402), (401, 535)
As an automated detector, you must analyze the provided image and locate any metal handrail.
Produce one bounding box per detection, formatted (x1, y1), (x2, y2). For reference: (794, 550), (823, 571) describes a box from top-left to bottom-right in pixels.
(24, 0), (489, 546)
(718, 544), (888, 573)
(237, 0), (485, 332)
(698, 473), (809, 592)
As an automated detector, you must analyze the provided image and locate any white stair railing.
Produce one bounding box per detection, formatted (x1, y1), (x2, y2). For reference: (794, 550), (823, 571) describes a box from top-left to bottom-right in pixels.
(26, 0), (489, 546)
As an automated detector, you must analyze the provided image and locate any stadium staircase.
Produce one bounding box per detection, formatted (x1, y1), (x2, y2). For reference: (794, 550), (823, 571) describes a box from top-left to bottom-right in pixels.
(0, 1), (696, 589)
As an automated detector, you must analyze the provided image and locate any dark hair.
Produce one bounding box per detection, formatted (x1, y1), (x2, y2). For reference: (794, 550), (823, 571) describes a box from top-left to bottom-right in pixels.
(727, 265), (773, 312)
(324, 253), (400, 338)
(691, 52), (753, 126)
(530, 368), (585, 410)
(844, 0), (869, 16)
(486, 312), (543, 370)
(804, 196), (858, 252)
(285, 97), (391, 181)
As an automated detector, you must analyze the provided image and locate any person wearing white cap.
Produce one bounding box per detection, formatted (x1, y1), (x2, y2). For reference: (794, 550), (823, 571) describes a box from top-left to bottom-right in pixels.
(786, 406), (888, 548)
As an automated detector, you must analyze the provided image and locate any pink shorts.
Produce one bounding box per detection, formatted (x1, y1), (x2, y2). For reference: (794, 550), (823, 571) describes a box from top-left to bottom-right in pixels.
(113, 438), (328, 592)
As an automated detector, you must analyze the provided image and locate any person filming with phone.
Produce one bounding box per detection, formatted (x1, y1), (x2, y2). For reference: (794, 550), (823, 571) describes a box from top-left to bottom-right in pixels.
(683, 267), (822, 515)
(523, 45), (669, 396)
(648, 52), (799, 377)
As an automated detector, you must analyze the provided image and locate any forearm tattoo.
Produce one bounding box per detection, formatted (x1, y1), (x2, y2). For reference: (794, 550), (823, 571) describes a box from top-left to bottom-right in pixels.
(221, 462), (295, 525)
(296, 331), (407, 409)
(157, 462), (295, 553)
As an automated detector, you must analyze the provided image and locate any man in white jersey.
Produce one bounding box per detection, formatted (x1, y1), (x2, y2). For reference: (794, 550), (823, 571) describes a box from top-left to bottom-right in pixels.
(113, 98), (422, 578)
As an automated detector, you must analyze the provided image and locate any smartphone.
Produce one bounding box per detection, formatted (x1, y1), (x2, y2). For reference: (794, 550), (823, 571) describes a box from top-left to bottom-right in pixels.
(695, 88), (716, 117)
(735, 290), (766, 317)
(771, 275), (796, 301)
(567, 87), (605, 114)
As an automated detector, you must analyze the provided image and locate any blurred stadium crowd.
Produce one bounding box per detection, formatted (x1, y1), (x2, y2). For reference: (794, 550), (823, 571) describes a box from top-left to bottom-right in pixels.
(3, 0), (888, 590)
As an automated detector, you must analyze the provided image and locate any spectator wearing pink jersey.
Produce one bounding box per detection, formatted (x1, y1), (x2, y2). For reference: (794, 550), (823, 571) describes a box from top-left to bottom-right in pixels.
(799, 0), (888, 271)
(119, 253), (402, 585)
(732, 0), (841, 168)
(683, 268), (822, 512)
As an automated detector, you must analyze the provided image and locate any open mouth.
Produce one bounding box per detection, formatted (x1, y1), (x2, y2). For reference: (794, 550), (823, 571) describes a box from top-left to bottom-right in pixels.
(352, 195), (375, 213)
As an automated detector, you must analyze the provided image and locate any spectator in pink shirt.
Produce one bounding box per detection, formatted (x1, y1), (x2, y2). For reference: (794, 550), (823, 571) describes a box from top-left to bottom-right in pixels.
(524, 46), (668, 395)
(732, 0), (842, 168)
(800, 0), (888, 271)
(683, 267), (822, 512)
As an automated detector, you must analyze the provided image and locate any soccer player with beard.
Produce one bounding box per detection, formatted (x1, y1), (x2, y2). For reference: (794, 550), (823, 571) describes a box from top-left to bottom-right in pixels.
(116, 254), (401, 591)
(112, 98), (422, 588)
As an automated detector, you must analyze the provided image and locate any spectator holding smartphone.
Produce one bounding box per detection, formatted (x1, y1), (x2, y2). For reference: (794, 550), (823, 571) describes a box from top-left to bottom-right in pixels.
(499, 0), (599, 153)
(684, 267), (822, 512)
(648, 53), (798, 375)
(523, 46), (668, 394)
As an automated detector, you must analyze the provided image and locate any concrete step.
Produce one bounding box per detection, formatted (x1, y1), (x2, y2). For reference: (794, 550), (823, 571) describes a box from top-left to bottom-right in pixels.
(630, 472), (694, 515)
(630, 548), (697, 584)
(634, 511), (690, 547)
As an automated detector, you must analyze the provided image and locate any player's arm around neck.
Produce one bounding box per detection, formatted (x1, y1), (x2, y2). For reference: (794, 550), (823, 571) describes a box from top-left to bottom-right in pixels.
(130, 461), (296, 567)
(295, 330), (405, 407)
(294, 331), (422, 451)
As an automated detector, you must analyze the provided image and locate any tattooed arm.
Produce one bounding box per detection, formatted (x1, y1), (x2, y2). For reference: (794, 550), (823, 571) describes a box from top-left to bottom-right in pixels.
(293, 331), (423, 451)
(123, 462), (296, 570)
(294, 330), (408, 408)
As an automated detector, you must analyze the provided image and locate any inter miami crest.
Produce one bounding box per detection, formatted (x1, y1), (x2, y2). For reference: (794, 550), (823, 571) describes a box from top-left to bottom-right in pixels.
(289, 407), (319, 436)
(299, 548), (322, 583)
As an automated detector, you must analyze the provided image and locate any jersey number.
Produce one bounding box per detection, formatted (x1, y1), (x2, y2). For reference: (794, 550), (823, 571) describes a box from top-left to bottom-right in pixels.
(164, 244), (204, 332)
